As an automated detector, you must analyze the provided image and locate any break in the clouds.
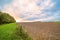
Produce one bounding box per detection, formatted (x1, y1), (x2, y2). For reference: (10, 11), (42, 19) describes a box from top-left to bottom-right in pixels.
(0, 0), (60, 22)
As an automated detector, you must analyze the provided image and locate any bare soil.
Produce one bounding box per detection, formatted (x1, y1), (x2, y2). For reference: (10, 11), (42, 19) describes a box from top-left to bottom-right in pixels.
(17, 22), (60, 40)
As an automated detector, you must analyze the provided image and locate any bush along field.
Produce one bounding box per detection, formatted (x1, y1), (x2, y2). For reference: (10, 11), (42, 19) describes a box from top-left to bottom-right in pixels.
(12, 25), (33, 40)
(0, 12), (33, 40)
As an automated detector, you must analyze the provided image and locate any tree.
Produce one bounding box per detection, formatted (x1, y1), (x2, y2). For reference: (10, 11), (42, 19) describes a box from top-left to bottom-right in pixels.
(0, 12), (16, 24)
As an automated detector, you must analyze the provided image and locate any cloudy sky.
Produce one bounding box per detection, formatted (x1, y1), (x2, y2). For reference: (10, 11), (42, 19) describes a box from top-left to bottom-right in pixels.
(0, 0), (60, 22)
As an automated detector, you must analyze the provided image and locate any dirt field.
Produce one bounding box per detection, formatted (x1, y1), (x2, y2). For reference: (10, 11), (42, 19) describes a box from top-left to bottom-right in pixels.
(17, 22), (60, 40)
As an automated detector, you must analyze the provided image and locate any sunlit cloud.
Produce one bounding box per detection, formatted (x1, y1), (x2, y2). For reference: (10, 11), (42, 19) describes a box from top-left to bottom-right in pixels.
(1, 0), (60, 22)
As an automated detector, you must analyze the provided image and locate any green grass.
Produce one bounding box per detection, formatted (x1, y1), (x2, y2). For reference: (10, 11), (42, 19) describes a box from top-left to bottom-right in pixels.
(0, 23), (33, 40)
(0, 23), (17, 40)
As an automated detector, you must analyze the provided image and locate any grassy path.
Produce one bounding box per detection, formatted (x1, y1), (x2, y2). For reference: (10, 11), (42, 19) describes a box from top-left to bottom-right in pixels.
(0, 23), (17, 40)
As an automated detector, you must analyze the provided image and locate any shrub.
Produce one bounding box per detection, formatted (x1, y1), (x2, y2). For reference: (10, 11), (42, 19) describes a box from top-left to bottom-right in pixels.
(13, 25), (33, 40)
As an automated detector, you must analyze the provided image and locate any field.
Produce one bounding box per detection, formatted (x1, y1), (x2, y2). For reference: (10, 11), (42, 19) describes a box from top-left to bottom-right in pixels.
(0, 23), (17, 40)
(18, 22), (60, 40)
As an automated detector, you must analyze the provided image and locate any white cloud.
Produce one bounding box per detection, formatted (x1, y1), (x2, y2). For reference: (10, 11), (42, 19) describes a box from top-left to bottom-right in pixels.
(33, 14), (58, 22)
(1, 0), (56, 22)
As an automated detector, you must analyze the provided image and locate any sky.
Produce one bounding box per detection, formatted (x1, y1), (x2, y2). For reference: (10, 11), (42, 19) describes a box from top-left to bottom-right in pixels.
(0, 0), (60, 22)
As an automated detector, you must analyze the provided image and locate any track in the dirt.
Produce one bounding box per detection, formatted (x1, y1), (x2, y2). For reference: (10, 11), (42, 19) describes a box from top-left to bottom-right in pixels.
(18, 22), (60, 40)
